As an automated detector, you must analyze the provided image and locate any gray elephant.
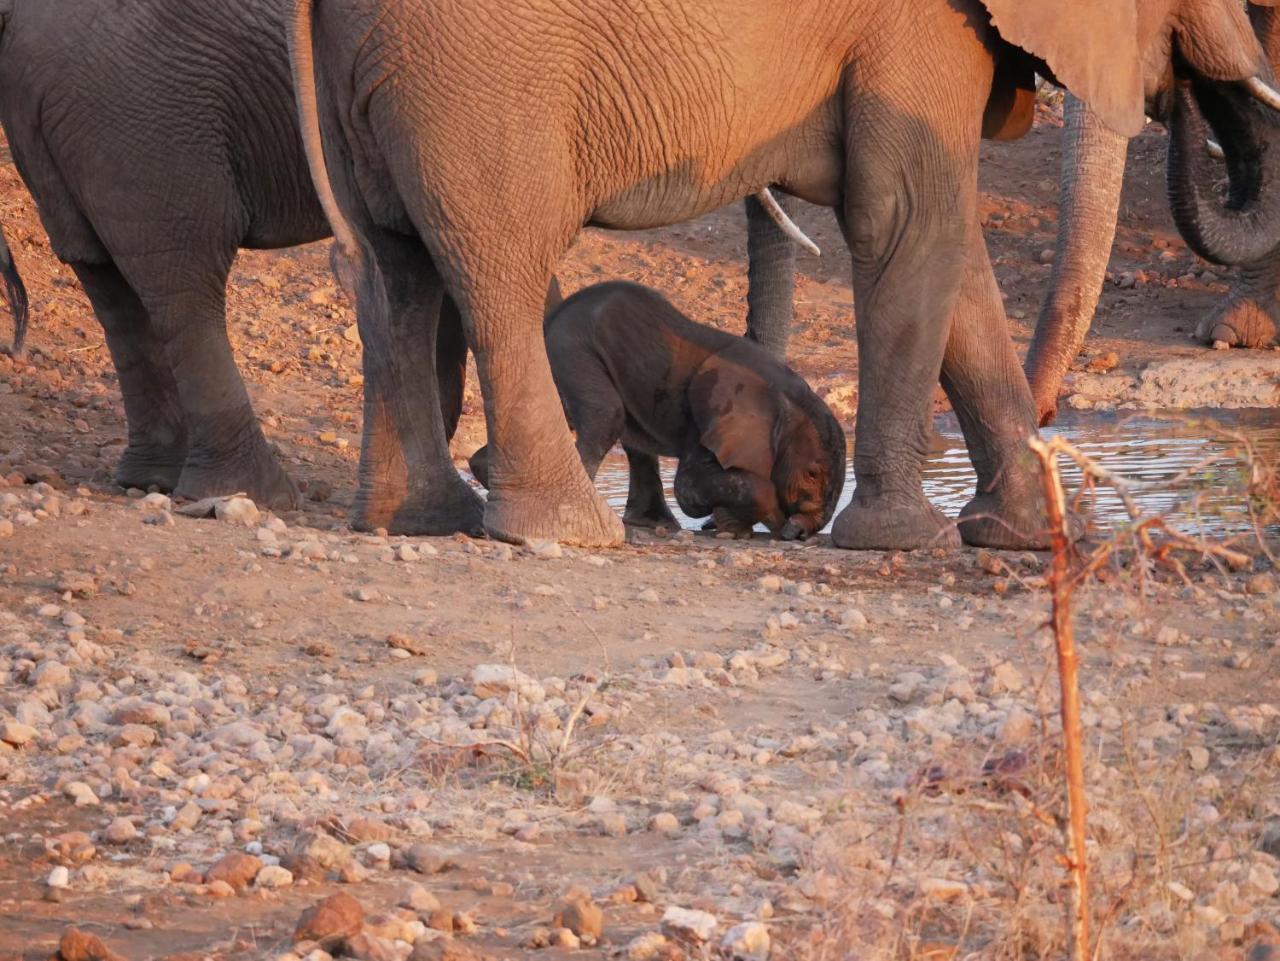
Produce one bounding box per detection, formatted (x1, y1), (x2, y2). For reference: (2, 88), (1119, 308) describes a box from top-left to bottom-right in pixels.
(469, 281), (845, 541)
(1026, 3), (1280, 425)
(292, 0), (1280, 551)
(0, 0), (798, 517)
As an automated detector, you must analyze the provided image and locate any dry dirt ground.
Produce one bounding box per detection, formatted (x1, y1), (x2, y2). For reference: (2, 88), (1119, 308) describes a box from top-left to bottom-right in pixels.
(0, 105), (1278, 961)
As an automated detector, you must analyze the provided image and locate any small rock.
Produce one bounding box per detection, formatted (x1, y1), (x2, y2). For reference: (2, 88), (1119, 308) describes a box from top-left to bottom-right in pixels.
(205, 852), (263, 892)
(103, 818), (138, 845)
(624, 932), (672, 960)
(388, 633), (430, 657)
(47, 866), (71, 889)
(255, 865), (294, 889)
(0, 720), (37, 747)
(404, 844), (455, 876)
(554, 928), (581, 949)
(649, 812), (680, 836)
(215, 496), (261, 526)
(63, 781), (100, 807)
(554, 895), (604, 944)
(1187, 746), (1210, 772)
(721, 920), (771, 960)
(57, 928), (127, 961)
(1249, 863), (1280, 896)
(206, 879), (236, 898)
(294, 892), (365, 946)
(1247, 573), (1276, 595)
(400, 883), (441, 913)
(662, 906), (718, 943)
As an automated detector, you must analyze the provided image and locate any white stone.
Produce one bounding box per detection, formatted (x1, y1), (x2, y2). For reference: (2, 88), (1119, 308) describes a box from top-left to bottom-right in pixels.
(662, 906), (718, 943)
(721, 921), (771, 960)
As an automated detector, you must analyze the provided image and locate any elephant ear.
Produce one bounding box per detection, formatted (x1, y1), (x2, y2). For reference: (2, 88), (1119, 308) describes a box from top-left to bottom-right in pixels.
(981, 0), (1145, 137)
(688, 350), (780, 479)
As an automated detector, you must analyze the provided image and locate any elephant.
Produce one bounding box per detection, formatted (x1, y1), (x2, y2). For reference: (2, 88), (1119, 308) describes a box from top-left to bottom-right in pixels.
(1026, 3), (1280, 425)
(0, 0), (800, 515)
(291, 0), (1280, 551)
(468, 281), (845, 541)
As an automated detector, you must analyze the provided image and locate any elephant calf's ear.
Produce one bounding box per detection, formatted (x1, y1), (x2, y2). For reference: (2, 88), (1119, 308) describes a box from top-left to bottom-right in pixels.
(981, 0), (1146, 137)
(689, 353), (779, 479)
(983, 47), (1038, 141)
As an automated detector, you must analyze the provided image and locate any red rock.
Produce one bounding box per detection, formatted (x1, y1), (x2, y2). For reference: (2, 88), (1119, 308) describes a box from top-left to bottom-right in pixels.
(203, 852), (262, 892)
(294, 892), (364, 947)
(58, 928), (127, 961)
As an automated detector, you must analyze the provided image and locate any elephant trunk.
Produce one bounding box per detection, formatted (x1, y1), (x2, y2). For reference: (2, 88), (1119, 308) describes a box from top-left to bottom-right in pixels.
(0, 223), (28, 356)
(1024, 95), (1128, 426)
(1167, 64), (1280, 266)
(743, 194), (797, 359)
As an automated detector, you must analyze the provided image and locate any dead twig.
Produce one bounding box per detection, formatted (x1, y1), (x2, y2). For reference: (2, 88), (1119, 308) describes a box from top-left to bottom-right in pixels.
(1029, 435), (1091, 961)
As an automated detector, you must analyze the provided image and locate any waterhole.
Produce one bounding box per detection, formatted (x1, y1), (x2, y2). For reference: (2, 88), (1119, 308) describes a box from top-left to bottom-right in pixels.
(590, 411), (1280, 538)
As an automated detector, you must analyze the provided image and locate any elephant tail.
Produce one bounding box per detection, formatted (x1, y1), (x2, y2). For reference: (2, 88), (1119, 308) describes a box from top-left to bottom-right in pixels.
(287, 0), (364, 273)
(0, 222), (29, 357)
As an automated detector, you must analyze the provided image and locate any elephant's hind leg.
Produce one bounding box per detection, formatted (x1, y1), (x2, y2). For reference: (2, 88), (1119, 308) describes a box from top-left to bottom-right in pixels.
(123, 258), (298, 510)
(350, 229), (484, 536)
(622, 448), (679, 531)
(72, 261), (187, 492)
(945, 226), (1050, 550)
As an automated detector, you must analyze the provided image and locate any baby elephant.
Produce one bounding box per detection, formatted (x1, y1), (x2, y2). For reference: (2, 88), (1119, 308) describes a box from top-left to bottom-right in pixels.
(470, 281), (846, 540)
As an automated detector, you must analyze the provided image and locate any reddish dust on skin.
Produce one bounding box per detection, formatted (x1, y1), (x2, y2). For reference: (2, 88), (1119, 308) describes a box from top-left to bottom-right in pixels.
(0, 104), (1276, 960)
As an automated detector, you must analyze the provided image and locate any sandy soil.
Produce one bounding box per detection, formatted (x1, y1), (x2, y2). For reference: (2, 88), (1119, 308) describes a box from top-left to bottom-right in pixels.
(0, 103), (1278, 961)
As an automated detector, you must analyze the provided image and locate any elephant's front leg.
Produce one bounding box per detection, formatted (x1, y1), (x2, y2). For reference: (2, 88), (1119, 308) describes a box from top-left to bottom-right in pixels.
(352, 229), (484, 536)
(674, 446), (782, 539)
(829, 123), (982, 548)
(944, 224), (1050, 549)
(1197, 256), (1280, 348)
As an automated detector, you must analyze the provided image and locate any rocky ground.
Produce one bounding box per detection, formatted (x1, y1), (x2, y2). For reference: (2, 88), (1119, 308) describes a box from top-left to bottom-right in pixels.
(0, 102), (1279, 961)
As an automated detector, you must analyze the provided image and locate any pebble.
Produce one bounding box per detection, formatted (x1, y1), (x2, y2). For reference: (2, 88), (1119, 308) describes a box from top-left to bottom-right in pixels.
(46, 866), (70, 889)
(624, 933), (672, 960)
(650, 812), (680, 836)
(1249, 863), (1280, 896)
(205, 852), (263, 891)
(63, 781), (99, 807)
(662, 906), (718, 943)
(0, 719), (37, 747)
(554, 894), (604, 944)
(57, 928), (127, 961)
(103, 818), (138, 845)
(295, 892), (365, 946)
(214, 496), (261, 526)
(400, 883), (441, 913)
(721, 921), (771, 960)
(255, 865), (295, 889)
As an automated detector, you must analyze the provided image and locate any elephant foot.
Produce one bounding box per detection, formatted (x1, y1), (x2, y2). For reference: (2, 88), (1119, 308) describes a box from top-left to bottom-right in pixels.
(352, 477), (485, 537)
(485, 482), (624, 548)
(831, 494), (961, 551)
(175, 443), (299, 511)
(1196, 295), (1279, 348)
(622, 503), (680, 533)
(114, 444), (187, 493)
(957, 492), (1053, 550)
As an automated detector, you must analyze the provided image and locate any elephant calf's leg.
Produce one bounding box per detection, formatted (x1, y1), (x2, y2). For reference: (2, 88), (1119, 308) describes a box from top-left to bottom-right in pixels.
(946, 227), (1049, 549)
(72, 261), (187, 492)
(351, 230), (483, 536)
(622, 448), (679, 531)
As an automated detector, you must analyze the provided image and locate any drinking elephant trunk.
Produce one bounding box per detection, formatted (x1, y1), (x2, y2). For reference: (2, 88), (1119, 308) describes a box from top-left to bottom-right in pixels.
(0, 224), (28, 357)
(1167, 62), (1280, 266)
(1024, 95), (1128, 426)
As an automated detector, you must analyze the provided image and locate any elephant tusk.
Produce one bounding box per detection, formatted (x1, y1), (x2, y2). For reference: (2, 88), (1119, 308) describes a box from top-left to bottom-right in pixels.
(755, 189), (820, 256)
(1244, 76), (1280, 113)
(1206, 138), (1225, 160)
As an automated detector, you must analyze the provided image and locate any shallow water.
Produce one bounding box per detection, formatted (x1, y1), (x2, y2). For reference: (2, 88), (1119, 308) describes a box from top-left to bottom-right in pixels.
(593, 410), (1280, 538)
